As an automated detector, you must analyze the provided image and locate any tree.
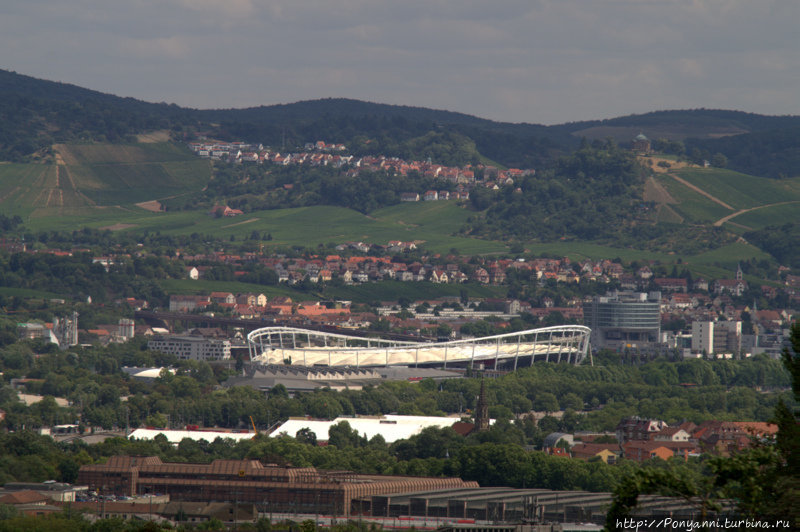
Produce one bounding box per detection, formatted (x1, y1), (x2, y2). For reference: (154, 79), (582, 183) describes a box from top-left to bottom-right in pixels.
(328, 421), (365, 449)
(295, 428), (317, 446)
(534, 392), (559, 413)
(606, 321), (800, 528)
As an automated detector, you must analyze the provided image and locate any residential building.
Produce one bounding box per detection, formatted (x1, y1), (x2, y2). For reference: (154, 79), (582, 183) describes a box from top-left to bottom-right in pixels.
(570, 443), (619, 464)
(148, 334), (231, 361)
(691, 320), (742, 356)
(615, 417), (668, 444)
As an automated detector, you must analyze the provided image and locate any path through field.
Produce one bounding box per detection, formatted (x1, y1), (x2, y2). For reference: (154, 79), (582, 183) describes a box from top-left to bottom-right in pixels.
(668, 172), (734, 210)
(43, 160), (96, 209)
(713, 201), (800, 227)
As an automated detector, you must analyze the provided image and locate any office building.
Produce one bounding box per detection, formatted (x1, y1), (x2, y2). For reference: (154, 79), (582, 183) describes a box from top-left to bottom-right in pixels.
(583, 291), (661, 351)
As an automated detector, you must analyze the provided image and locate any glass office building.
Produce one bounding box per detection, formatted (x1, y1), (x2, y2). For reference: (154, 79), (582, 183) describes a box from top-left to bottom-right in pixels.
(583, 291), (661, 351)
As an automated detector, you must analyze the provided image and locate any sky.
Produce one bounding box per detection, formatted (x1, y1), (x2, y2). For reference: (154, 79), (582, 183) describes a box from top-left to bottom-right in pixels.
(2, 0), (798, 125)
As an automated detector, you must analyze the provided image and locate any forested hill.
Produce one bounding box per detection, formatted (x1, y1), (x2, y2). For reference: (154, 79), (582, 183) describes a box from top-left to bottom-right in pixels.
(1, 69), (800, 176)
(0, 69), (195, 159)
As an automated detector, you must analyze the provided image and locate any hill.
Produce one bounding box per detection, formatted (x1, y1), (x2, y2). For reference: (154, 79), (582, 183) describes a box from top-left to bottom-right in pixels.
(0, 142), (210, 222)
(3, 69), (800, 176)
(2, 69), (800, 267)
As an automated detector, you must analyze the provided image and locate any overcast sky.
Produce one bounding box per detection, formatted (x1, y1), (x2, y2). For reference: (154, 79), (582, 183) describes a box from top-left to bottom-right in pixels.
(2, 1), (798, 124)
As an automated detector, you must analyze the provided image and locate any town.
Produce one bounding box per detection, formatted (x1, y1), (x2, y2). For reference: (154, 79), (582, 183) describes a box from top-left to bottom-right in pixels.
(0, 63), (798, 528)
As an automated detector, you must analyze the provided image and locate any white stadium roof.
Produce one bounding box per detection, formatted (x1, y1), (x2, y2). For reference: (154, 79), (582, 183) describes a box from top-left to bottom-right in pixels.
(247, 325), (591, 368)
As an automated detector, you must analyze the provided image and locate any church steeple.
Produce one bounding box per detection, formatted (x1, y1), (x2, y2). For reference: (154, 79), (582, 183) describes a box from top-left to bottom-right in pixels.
(475, 375), (489, 432)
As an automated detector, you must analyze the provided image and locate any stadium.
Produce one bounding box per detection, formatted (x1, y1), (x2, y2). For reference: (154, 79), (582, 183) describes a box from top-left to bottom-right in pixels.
(247, 325), (591, 369)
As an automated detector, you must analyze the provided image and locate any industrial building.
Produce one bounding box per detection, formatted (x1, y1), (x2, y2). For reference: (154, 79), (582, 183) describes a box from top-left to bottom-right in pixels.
(583, 291), (661, 351)
(127, 427), (257, 445)
(77, 456), (477, 517)
(272, 414), (483, 444)
(357, 485), (730, 525)
(77, 456), (733, 526)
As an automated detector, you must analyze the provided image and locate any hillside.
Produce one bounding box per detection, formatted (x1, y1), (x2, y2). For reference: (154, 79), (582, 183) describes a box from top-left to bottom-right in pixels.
(1, 69), (800, 266)
(3, 69), (800, 176)
(0, 142), (210, 223)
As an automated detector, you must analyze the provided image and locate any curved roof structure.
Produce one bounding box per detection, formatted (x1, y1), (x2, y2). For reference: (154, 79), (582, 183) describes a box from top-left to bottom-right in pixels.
(247, 325), (591, 369)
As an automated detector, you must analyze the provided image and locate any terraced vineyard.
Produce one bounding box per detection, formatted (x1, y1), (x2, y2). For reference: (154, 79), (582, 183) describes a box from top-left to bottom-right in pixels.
(0, 142), (211, 226)
(651, 167), (800, 230)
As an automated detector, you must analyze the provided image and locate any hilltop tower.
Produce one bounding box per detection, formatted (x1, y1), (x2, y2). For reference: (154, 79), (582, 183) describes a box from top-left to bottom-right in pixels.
(631, 132), (651, 154)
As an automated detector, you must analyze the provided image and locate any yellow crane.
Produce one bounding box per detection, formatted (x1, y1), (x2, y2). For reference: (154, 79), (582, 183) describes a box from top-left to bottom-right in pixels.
(249, 415), (258, 435)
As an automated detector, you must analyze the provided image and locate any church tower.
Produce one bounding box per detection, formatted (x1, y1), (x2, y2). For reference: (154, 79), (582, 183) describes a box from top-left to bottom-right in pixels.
(475, 376), (490, 432)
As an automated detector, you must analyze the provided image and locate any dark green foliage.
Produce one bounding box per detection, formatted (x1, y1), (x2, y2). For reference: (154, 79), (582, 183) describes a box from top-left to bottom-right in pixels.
(745, 223), (800, 268)
(463, 140), (648, 242)
(0, 70), (196, 161)
(202, 163), (455, 214)
(686, 127), (800, 179)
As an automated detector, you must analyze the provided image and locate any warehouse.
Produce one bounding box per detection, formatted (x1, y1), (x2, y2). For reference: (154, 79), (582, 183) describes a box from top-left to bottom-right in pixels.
(77, 456), (477, 517)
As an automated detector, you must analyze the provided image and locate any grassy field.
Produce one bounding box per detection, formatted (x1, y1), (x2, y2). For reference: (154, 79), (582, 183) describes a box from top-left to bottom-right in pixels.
(649, 166), (800, 228)
(0, 143), (213, 223)
(674, 168), (800, 211)
(54, 142), (197, 165)
(518, 241), (676, 263)
(727, 202), (800, 230)
(2, 142), (796, 277)
(159, 279), (299, 299)
(0, 287), (62, 299)
(688, 242), (771, 268)
(32, 203), (509, 255)
(654, 173), (733, 223)
(0, 163), (54, 216)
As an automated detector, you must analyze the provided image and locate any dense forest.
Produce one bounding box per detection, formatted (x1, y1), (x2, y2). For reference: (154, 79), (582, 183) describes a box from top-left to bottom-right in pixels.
(745, 223), (800, 269)
(462, 140), (645, 241)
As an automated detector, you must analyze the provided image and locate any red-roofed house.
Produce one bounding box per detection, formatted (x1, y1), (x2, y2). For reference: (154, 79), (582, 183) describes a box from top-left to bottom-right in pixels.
(570, 443), (620, 464)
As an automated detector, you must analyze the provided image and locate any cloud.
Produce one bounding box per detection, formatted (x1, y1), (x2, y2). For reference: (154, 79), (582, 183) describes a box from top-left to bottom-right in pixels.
(0, 0), (798, 123)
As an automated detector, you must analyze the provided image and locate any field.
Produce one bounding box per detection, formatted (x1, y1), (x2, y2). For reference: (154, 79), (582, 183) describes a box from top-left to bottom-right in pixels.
(734, 202), (800, 229)
(0, 286), (61, 299)
(653, 173), (731, 223)
(159, 279), (300, 299)
(674, 168), (800, 211)
(650, 167), (800, 229)
(0, 143), (212, 225)
(2, 142), (796, 280)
